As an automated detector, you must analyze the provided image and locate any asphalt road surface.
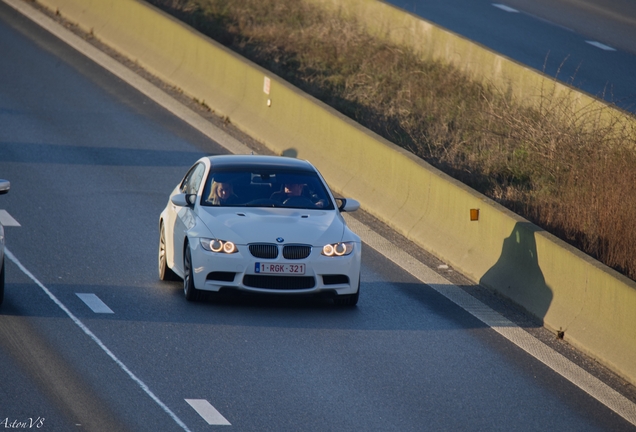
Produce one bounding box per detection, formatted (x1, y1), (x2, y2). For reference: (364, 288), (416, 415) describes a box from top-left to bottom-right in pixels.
(0, 1), (635, 431)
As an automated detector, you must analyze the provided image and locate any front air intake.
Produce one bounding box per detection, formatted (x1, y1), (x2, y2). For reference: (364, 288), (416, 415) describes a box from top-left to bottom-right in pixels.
(243, 275), (316, 290)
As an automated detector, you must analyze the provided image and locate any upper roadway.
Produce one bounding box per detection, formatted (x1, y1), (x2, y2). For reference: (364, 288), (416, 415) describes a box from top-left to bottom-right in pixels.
(385, 0), (636, 112)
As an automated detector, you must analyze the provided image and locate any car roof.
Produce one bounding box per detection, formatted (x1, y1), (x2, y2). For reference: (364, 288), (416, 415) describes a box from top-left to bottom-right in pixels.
(205, 155), (316, 172)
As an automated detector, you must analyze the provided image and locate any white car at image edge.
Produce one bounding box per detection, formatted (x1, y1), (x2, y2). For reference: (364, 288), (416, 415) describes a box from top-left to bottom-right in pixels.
(0, 179), (10, 306)
(159, 155), (362, 305)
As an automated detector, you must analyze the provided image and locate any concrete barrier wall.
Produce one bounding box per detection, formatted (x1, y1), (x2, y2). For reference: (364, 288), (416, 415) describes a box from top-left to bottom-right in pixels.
(37, 0), (636, 385)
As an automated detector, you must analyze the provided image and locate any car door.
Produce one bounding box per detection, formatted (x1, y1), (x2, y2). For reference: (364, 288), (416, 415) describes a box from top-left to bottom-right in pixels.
(172, 162), (206, 276)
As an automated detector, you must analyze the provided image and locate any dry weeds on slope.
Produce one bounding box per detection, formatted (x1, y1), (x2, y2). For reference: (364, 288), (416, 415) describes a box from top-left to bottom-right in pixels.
(148, 0), (636, 280)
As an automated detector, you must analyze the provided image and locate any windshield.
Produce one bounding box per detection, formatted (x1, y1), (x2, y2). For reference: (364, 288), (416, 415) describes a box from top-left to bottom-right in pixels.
(201, 169), (335, 210)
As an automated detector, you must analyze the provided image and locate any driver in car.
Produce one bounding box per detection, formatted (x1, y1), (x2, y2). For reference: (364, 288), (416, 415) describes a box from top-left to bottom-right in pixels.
(271, 183), (325, 208)
(271, 182), (304, 202)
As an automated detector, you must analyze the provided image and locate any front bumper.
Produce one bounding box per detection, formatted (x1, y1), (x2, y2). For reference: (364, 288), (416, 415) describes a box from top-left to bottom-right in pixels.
(189, 240), (361, 296)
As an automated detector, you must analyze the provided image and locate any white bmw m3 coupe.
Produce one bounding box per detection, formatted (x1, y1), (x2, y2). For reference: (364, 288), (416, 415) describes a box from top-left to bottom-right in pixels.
(159, 155), (361, 305)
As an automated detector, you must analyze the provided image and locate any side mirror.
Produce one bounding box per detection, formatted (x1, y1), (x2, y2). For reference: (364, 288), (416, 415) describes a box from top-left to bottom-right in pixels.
(0, 180), (10, 195)
(337, 198), (360, 212)
(171, 193), (196, 207)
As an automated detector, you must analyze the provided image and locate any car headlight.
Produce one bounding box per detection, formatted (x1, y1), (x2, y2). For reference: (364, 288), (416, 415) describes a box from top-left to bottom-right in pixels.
(321, 242), (355, 257)
(200, 238), (238, 254)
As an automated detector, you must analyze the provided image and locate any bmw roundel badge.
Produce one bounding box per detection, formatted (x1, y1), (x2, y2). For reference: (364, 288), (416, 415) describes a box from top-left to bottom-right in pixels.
(276, 237), (284, 243)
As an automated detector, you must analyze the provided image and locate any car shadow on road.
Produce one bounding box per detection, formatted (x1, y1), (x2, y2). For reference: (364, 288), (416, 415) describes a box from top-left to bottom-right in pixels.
(0, 277), (545, 337)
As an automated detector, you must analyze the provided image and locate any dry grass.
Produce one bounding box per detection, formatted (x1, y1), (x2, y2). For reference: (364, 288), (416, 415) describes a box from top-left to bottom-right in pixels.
(148, 0), (636, 280)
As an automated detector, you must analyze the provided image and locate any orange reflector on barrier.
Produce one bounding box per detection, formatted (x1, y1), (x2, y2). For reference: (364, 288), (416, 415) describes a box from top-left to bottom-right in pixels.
(470, 209), (479, 221)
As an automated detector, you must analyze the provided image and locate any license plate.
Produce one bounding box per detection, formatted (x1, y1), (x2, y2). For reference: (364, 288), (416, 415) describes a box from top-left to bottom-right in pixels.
(255, 263), (305, 275)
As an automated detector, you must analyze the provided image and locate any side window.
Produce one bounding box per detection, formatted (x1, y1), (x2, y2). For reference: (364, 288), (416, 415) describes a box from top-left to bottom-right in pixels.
(180, 163), (206, 195)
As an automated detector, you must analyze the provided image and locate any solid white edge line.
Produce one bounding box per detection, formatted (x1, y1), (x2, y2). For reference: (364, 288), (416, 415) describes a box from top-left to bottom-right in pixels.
(343, 215), (636, 426)
(0, 210), (21, 227)
(185, 399), (231, 426)
(5, 249), (193, 432)
(5, 0), (635, 426)
(76, 293), (115, 314)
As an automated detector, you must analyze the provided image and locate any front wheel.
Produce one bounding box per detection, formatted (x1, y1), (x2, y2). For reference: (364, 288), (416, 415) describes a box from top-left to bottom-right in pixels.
(183, 245), (201, 302)
(158, 223), (178, 281)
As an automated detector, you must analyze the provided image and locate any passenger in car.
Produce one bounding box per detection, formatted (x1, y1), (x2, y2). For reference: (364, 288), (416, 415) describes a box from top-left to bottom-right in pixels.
(208, 181), (239, 206)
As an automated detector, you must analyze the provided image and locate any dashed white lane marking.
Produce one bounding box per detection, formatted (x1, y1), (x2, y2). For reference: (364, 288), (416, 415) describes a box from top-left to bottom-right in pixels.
(185, 399), (231, 426)
(586, 41), (616, 51)
(0, 210), (20, 227)
(76, 293), (114, 314)
(5, 249), (192, 432)
(492, 3), (519, 13)
(344, 215), (636, 427)
(493, 3), (576, 32)
(491, 3), (617, 50)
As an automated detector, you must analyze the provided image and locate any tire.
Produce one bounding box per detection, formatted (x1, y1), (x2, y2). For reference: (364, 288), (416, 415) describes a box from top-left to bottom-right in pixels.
(158, 223), (178, 281)
(183, 245), (201, 302)
(0, 258), (5, 307)
(334, 277), (360, 307)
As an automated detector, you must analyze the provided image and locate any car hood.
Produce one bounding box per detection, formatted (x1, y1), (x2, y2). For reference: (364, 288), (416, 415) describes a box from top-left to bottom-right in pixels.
(197, 207), (347, 246)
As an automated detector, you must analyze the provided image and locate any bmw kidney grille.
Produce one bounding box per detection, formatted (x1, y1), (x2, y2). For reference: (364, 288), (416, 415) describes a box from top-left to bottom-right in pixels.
(249, 243), (279, 259)
(282, 245), (312, 260)
(248, 244), (311, 260)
